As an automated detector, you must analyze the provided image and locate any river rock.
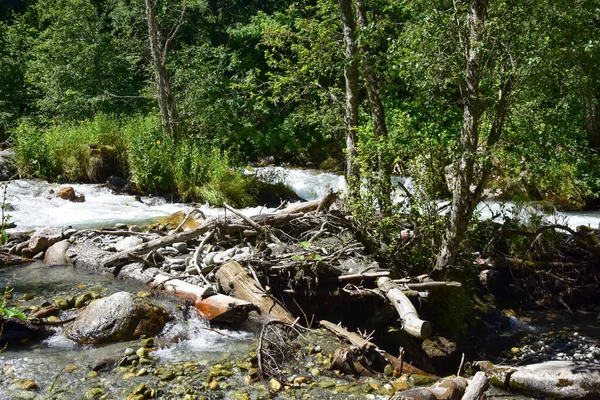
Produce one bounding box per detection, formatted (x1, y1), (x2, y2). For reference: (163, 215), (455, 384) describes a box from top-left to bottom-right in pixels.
(44, 239), (71, 265)
(421, 336), (458, 374)
(0, 149), (17, 181)
(27, 227), (63, 255)
(65, 292), (169, 344)
(390, 388), (436, 400)
(172, 242), (188, 253)
(55, 186), (76, 201)
(115, 236), (143, 251)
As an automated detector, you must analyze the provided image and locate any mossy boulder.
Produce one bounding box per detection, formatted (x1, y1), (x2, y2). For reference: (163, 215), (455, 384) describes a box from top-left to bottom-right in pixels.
(65, 292), (169, 344)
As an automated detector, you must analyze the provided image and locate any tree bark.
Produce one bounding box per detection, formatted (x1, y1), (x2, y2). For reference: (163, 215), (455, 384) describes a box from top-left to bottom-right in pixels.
(583, 67), (600, 149)
(377, 277), (431, 339)
(355, 0), (392, 214)
(215, 261), (295, 323)
(148, 274), (259, 323)
(145, 0), (179, 140)
(338, 0), (360, 196)
(461, 371), (489, 400)
(436, 0), (487, 274)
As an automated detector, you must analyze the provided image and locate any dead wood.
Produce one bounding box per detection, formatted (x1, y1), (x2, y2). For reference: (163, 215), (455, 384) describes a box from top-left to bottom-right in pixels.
(506, 258), (592, 271)
(0, 251), (29, 266)
(103, 213), (302, 269)
(333, 271), (390, 282)
(320, 320), (376, 351)
(391, 376), (468, 400)
(256, 321), (301, 385)
(377, 277), (432, 339)
(84, 229), (162, 239)
(320, 319), (432, 377)
(215, 261), (294, 323)
(278, 191), (337, 214)
(102, 194), (340, 270)
(330, 346), (379, 376)
(461, 371), (489, 400)
(32, 305), (59, 319)
(403, 281), (462, 290)
(223, 202), (281, 243)
(148, 274), (259, 323)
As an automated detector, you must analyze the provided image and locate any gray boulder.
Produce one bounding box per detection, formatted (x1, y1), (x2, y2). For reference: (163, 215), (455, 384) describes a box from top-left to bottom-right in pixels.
(65, 292), (169, 344)
(44, 240), (71, 266)
(0, 149), (17, 181)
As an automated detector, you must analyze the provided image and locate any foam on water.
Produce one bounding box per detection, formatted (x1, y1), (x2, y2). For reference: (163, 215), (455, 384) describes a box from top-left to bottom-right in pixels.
(251, 166), (346, 201)
(3, 179), (187, 231)
(154, 315), (254, 362)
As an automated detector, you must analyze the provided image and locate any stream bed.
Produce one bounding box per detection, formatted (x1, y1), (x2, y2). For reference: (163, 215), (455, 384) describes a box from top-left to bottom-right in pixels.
(1, 168), (600, 399)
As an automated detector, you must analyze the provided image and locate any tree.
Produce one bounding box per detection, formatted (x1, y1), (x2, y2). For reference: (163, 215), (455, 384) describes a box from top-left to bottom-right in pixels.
(355, 0), (391, 213)
(145, 0), (184, 140)
(338, 0), (360, 193)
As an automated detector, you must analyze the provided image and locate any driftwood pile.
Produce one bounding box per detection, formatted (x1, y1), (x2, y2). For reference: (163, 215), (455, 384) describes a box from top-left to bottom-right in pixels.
(67, 192), (464, 342)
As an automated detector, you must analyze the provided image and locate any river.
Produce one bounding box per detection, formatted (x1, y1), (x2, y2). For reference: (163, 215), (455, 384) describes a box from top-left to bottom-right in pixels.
(1, 168), (599, 398)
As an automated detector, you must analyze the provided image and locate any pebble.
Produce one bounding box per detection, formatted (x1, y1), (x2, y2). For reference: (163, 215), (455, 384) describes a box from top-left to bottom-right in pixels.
(509, 329), (600, 365)
(172, 242), (188, 253)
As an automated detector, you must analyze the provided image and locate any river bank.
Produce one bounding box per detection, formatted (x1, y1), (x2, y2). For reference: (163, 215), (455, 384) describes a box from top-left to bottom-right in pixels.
(1, 171), (600, 399)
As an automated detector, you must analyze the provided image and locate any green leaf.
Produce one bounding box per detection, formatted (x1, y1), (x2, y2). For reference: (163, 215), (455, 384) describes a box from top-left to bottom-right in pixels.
(299, 241), (312, 249)
(2, 307), (27, 321)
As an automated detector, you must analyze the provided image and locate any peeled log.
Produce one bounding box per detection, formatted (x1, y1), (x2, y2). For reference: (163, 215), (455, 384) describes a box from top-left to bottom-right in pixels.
(461, 371), (489, 400)
(377, 277), (431, 339)
(148, 274), (259, 323)
(215, 261), (295, 323)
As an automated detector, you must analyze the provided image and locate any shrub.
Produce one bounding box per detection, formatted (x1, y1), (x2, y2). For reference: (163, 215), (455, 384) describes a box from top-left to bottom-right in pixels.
(122, 115), (175, 193)
(12, 115), (127, 182)
(13, 113), (255, 206)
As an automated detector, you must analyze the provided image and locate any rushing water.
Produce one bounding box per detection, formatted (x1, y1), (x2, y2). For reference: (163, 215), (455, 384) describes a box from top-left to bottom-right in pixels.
(4, 169), (599, 232)
(0, 263), (255, 397)
(1, 169), (599, 398)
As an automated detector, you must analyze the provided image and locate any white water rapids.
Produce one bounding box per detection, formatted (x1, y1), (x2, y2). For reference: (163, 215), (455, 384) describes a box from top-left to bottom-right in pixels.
(2, 167), (599, 232)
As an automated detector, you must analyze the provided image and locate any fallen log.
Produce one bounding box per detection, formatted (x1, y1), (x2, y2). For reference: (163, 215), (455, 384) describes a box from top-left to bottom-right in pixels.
(320, 320), (432, 377)
(103, 213), (302, 269)
(377, 277), (431, 339)
(278, 191), (337, 214)
(320, 320), (376, 351)
(332, 271), (390, 282)
(148, 274), (259, 323)
(402, 281), (462, 290)
(461, 371), (489, 400)
(0, 251), (30, 266)
(476, 360), (600, 399)
(390, 376), (468, 400)
(215, 261), (295, 323)
(102, 194), (339, 270)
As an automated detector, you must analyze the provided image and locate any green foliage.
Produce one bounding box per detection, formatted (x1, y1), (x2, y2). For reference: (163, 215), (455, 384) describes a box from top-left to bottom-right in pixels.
(123, 114), (175, 193)
(13, 113), (253, 206)
(1, 284), (27, 321)
(13, 115), (127, 182)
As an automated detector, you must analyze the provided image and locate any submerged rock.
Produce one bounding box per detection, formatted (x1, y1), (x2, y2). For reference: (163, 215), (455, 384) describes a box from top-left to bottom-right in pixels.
(65, 291), (169, 344)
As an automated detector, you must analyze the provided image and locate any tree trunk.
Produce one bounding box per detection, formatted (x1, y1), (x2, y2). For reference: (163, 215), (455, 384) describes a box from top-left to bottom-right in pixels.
(338, 0), (360, 196)
(583, 70), (599, 149)
(145, 0), (179, 140)
(215, 261), (295, 323)
(436, 0), (487, 273)
(355, 0), (392, 214)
